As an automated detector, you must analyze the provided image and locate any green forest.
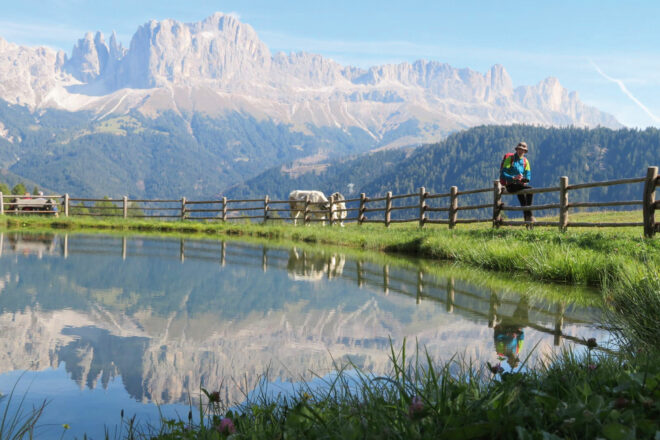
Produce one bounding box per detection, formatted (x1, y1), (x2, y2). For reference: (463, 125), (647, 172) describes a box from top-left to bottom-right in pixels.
(1, 94), (658, 204)
(227, 125), (660, 209)
(0, 100), (377, 199)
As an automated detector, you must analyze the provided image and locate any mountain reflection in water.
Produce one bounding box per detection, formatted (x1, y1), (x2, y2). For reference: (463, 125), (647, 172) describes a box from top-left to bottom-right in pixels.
(0, 233), (607, 433)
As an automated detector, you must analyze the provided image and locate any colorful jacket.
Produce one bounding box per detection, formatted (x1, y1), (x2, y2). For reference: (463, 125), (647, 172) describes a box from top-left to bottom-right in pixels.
(500, 154), (531, 184)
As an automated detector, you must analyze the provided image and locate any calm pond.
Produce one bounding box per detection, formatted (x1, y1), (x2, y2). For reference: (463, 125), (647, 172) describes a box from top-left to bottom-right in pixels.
(0, 232), (609, 439)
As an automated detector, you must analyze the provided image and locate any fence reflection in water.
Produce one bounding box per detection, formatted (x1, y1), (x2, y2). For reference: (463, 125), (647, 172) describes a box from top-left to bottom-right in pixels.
(1, 232), (597, 352)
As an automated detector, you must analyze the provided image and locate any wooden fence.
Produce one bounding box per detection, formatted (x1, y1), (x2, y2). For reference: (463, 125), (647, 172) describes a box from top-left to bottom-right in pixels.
(0, 166), (657, 237)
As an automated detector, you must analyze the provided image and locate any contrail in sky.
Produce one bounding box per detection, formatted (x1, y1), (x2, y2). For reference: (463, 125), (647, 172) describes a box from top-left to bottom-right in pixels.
(590, 60), (660, 124)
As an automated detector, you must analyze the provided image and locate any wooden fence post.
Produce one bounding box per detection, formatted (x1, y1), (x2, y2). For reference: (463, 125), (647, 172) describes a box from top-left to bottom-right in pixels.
(222, 197), (228, 221)
(64, 194), (69, 217)
(358, 193), (366, 226)
(385, 191), (392, 227)
(123, 196), (128, 219)
(304, 195), (310, 226)
(449, 186), (458, 229)
(643, 166), (658, 238)
(0, 192), (3, 215)
(329, 194), (336, 226)
(263, 195), (269, 223)
(419, 187), (426, 227)
(180, 197), (186, 220)
(492, 180), (502, 228)
(559, 176), (569, 231)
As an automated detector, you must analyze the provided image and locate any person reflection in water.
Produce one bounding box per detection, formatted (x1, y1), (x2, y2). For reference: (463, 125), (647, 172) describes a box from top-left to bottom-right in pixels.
(493, 296), (529, 369)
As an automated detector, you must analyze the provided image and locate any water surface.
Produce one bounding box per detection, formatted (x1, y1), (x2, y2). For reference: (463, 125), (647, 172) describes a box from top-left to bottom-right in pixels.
(0, 232), (608, 438)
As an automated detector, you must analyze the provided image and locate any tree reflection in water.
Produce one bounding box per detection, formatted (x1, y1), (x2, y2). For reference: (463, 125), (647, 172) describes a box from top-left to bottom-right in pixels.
(0, 233), (605, 411)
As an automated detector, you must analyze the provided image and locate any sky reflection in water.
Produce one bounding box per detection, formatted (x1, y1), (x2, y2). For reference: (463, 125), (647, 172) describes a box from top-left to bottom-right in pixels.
(0, 232), (608, 439)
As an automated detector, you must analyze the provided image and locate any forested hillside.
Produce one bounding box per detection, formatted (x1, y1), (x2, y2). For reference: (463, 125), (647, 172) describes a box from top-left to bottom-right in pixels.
(228, 125), (660, 207)
(0, 100), (376, 198)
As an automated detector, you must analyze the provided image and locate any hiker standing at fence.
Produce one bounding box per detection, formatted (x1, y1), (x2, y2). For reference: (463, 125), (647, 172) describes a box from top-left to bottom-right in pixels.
(500, 142), (534, 223)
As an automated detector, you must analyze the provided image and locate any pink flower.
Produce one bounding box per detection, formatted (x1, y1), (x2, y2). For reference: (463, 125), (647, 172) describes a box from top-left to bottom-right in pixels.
(408, 396), (424, 419)
(587, 364), (598, 371)
(216, 417), (236, 434)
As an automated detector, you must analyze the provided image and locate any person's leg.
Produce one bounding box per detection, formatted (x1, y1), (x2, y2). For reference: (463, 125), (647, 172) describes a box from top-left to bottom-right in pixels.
(506, 183), (529, 221)
(524, 186), (534, 222)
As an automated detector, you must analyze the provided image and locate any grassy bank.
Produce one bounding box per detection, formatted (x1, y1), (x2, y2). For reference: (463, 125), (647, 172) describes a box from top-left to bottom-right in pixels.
(2, 211), (657, 288)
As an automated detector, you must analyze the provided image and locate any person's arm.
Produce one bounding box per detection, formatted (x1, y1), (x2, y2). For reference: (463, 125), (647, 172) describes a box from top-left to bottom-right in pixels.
(523, 159), (531, 182)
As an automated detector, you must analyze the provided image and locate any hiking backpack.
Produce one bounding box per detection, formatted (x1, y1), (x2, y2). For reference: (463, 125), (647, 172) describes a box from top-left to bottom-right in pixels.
(499, 153), (528, 186)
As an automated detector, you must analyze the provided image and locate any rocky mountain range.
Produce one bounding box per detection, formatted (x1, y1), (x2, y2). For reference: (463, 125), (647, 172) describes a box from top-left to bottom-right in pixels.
(2, 13), (620, 145)
(0, 13), (625, 198)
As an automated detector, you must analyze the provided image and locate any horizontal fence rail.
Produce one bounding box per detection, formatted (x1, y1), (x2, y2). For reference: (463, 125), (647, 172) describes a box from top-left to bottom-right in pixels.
(0, 166), (657, 237)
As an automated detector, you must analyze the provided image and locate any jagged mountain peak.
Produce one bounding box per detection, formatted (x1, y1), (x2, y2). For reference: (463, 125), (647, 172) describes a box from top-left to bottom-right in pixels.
(0, 11), (621, 143)
(114, 13), (271, 89)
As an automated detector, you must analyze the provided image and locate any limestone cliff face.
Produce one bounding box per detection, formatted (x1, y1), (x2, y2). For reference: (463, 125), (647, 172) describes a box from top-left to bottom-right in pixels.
(0, 37), (66, 107)
(0, 12), (621, 149)
(111, 13), (272, 90)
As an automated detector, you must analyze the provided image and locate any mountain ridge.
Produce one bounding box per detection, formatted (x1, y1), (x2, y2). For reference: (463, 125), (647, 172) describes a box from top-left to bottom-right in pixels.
(0, 13), (631, 198)
(0, 12), (620, 150)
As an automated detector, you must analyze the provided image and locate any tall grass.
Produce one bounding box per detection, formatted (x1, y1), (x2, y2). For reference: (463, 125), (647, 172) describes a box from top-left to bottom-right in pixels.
(142, 340), (659, 439)
(603, 269), (660, 352)
(0, 377), (47, 440)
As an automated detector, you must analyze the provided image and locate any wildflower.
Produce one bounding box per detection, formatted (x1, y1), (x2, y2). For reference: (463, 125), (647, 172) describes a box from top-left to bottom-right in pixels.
(62, 424), (70, 430)
(408, 396), (424, 419)
(587, 364), (598, 371)
(488, 362), (504, 375)
(209, 391), (221, 403)
(302, 392), (311, 401)
(586, 338), (598, 349)
(216, 417), (236, 434)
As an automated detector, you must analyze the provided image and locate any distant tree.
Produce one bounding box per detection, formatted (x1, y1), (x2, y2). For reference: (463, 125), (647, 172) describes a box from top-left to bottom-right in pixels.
(32, 186), (40, 195)
(128, 202), (144, 218)
(11, 183), (26, 195)
(70, 202), (90, 216)
(92, 196), (120, 218)
(0, 182), (10, 195)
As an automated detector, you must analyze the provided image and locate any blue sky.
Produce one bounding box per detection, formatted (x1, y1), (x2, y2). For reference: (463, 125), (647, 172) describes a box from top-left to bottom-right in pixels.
(1, 0), (659, 128)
